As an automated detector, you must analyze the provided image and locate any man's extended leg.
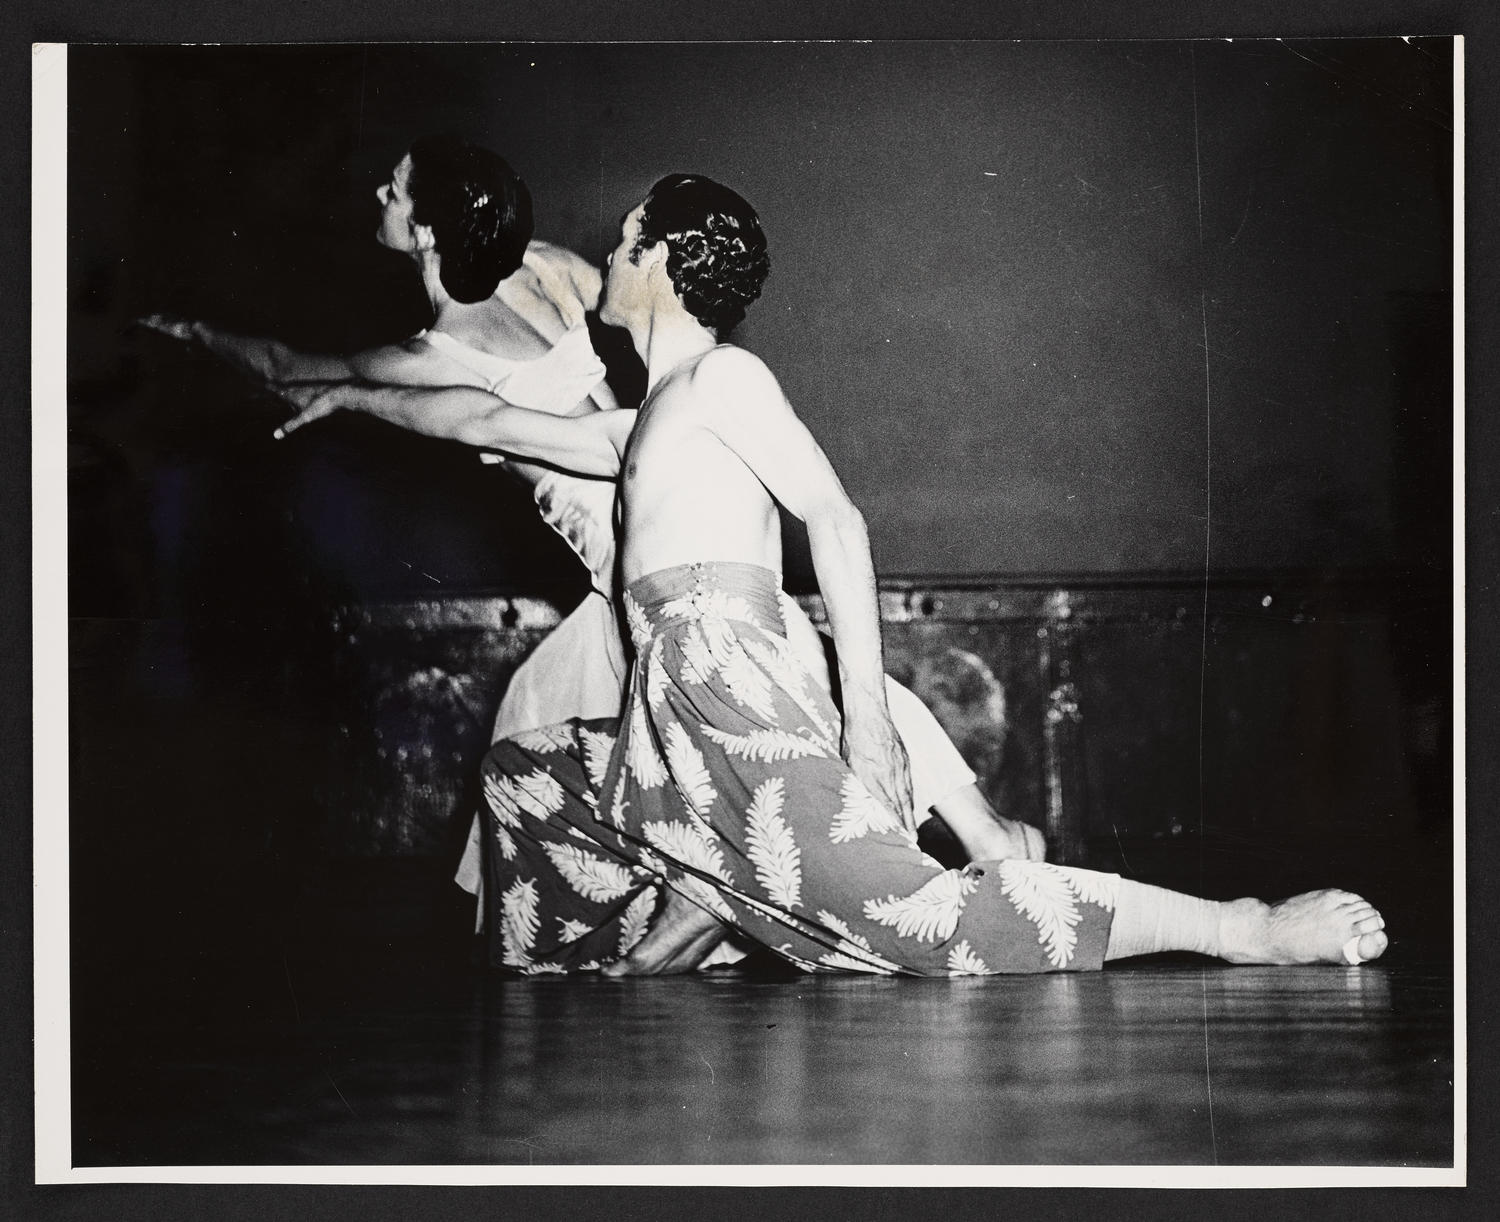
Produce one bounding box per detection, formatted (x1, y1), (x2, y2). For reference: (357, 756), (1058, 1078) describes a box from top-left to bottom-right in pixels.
(607, 865), (1392, 974)
(1105, 878), (1389, 965)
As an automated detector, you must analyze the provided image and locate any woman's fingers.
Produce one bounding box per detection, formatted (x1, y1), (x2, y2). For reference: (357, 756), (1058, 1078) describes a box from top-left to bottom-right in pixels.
(138, 313), (196, 341)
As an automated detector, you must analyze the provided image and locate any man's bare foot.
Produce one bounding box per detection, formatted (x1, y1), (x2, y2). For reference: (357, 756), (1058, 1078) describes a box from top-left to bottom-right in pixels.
(1217, 889), (1389, 965)
(602, 888), (728, 976)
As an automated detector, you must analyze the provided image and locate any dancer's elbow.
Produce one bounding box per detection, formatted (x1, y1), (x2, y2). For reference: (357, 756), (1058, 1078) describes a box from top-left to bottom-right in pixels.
(808, 496), (868, 545)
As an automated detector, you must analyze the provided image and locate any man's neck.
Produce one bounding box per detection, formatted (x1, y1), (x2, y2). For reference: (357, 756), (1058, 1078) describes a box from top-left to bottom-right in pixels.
(633, 307), (720, 398)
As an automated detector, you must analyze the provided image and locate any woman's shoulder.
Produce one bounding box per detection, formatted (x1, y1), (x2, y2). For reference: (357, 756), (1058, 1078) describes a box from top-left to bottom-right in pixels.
(523, 240), (604, 309)
(525, 239), (599, 279)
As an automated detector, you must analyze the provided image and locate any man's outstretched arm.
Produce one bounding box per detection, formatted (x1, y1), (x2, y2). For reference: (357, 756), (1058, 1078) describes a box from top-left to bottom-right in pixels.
(274, 380), (634, 478)
(692, 348), (913, 822)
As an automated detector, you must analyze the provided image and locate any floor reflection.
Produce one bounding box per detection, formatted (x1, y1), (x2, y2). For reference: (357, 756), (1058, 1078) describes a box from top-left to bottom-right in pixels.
(321, 964), (1447, 1166)
(72, 953), (1452, 1168)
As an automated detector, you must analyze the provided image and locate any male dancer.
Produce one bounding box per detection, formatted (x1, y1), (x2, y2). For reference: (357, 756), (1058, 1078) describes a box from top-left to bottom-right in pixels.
(280, 174), (1388, 976)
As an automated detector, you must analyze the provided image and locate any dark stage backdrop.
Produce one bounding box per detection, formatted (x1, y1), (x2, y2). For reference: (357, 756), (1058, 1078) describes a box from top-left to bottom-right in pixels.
(68, 40), (1452, 606)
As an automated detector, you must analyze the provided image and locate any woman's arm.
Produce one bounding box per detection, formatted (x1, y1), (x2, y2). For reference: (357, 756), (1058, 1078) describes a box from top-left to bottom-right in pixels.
(274, 380), (635, 478)
(139, 313), (599, 408)
(344, 340), (483, 388)
(139, 313), (356, 383)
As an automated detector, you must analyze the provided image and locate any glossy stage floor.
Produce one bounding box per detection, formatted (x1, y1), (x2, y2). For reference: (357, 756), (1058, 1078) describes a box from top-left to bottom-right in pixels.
(69, 861), (1454, 1171)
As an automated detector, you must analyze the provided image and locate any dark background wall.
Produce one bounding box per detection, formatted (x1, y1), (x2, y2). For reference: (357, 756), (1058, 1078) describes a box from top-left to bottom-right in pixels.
(68, 40), (1452, 605)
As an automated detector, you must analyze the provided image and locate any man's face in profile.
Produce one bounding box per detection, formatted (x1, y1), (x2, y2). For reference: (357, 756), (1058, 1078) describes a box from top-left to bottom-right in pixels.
(600, 202), (651, 328)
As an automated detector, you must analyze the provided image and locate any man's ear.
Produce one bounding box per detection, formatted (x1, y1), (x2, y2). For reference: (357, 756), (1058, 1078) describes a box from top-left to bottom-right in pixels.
(640, 239), (668, 271)
(413, 223), (437, 252)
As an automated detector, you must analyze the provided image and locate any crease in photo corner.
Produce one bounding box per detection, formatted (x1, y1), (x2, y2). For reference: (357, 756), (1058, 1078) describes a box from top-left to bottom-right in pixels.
(28, 36), (1466, 1189)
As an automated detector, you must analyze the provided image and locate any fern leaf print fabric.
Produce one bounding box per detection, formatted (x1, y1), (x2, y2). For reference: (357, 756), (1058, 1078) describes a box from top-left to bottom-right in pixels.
(480, 562), (1116, 976)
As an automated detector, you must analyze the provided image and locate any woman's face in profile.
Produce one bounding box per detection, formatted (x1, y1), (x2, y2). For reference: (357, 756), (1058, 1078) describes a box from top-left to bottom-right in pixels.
(375, 153), (418, 253)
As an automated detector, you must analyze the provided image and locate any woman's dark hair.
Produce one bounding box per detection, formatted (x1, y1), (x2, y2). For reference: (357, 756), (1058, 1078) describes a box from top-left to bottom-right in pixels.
(632, 174), (770, 336)
(407, 134), (534, 303)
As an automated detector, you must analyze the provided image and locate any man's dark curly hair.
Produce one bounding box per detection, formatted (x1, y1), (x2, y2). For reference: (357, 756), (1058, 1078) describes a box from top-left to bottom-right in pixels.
(407, 134), (534, 303)
(632, 174), (770, 336)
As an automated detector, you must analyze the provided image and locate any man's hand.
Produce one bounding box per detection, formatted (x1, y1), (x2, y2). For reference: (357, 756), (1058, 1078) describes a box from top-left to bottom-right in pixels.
(841, 708), (914, 826)
(271, 380), (351, 439)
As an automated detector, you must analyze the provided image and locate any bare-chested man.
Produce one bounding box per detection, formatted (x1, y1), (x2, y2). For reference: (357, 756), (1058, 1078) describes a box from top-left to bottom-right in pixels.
(279, 174), (1389, 976)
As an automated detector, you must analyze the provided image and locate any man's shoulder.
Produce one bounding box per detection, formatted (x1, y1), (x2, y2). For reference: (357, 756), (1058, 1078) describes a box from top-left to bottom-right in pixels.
(691, 344), (779, 397)
(647, 347), (783, 425)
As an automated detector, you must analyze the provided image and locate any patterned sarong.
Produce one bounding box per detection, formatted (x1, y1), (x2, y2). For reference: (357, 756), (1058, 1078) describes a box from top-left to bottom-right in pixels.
(480, 561), (1117, 976)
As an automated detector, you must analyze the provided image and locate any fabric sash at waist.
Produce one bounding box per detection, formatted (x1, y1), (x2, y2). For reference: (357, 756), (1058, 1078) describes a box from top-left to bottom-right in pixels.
(624, 561), (786, 642)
